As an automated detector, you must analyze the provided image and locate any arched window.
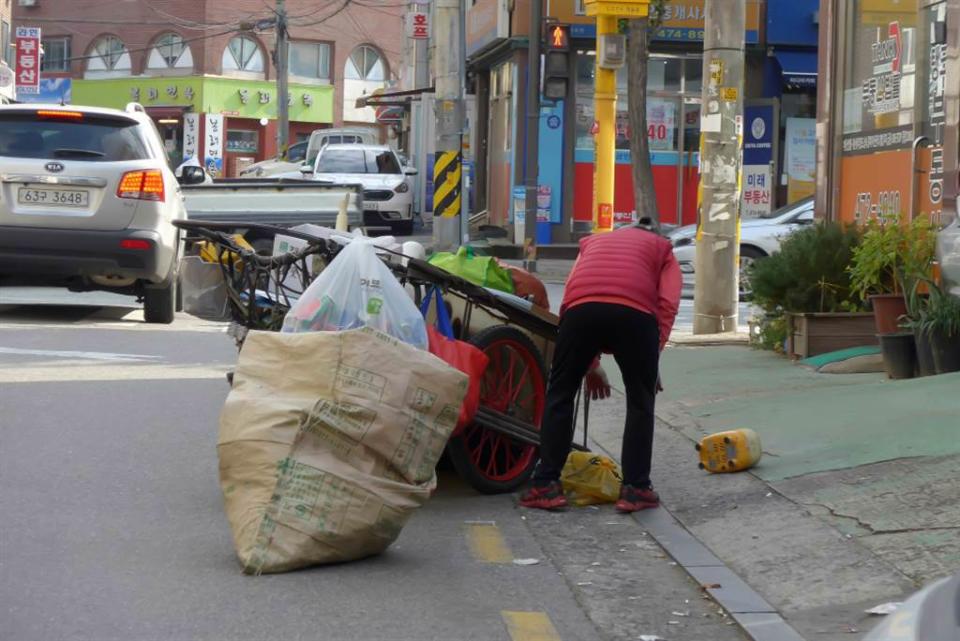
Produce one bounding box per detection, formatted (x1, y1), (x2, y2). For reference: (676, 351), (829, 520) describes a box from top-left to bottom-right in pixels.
(85, 35), (132, 78)
(222, 36), (264, 75)
(343, 45), (387, 123)
(345, 45), (385, 82)
(147, 33), (193, 72)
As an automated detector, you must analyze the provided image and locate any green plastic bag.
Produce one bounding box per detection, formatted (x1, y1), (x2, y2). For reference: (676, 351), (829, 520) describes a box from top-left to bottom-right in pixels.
(428, 247), (515, 294)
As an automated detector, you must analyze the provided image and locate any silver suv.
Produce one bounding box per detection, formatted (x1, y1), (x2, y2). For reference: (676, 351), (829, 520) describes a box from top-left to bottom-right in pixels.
(0, 103), (186, 323)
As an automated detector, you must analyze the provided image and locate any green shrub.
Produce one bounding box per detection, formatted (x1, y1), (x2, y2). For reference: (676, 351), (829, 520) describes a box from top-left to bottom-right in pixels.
(750, 222), (864, 315)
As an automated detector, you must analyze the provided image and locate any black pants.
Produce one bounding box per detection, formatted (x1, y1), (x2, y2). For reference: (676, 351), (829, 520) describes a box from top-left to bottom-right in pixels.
(533, 303), (660, 487)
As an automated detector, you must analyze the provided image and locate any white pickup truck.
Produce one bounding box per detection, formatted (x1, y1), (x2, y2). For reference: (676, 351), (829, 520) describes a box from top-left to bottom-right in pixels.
(176, 163), (364, 252)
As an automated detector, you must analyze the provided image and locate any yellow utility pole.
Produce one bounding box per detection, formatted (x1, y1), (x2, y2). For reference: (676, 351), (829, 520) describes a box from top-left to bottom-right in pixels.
(585, 0), (649, 233)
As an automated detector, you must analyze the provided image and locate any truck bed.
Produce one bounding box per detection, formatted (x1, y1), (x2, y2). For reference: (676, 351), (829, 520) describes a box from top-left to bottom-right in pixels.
(182, 179), (363, 228)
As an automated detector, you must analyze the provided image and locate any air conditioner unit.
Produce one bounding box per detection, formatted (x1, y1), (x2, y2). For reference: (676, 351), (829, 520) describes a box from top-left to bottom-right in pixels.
(18, 0), (38, 7)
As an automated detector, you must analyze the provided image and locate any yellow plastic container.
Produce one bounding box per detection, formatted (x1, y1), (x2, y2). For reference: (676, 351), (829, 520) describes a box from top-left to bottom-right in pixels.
(198, 234), (253, 265)
(696, 429), (762, 473)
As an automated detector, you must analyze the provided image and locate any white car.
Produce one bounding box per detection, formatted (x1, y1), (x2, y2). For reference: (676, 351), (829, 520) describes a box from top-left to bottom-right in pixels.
(0, 102), (187, 323)
(281, 144), (416, 236)
(669, 197), (815, 297)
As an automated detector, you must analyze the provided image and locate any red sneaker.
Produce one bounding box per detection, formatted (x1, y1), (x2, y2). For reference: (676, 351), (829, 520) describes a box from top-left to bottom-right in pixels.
(615, 484), (660, 513)
(519, 481), (569, 510)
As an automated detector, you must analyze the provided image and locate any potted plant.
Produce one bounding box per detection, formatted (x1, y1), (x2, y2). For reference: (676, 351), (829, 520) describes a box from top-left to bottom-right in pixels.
(918, 284), (960, 374)
(750, 222), (870, 358)
(900, 281), (936, 376)
(848, 216), (938, 335)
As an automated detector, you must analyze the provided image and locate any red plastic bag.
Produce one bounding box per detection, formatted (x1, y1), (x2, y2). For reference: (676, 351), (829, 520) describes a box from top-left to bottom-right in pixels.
(421, 288), (489, 433)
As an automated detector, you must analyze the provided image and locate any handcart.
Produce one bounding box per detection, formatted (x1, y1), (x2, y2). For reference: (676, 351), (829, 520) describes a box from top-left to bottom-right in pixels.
(173, 220), (590, 494)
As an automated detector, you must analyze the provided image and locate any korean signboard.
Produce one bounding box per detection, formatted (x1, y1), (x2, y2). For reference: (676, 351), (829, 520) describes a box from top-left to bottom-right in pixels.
(742, 104), (775, 217)
(646, 99), (676, 151)
(785, 118), (816, 203)
(204, 114), (224, 178)
(406, 10), (430, 39)
(183, 113), (200, 162)
(15, 27), (41, 95)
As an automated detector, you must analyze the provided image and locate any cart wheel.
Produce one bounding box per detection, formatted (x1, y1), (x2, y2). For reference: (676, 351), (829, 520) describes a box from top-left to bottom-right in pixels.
(446, 325), (546, 494)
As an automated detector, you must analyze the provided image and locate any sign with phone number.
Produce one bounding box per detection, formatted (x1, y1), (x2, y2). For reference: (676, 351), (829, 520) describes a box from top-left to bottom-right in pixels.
(656, 28), (705, 41)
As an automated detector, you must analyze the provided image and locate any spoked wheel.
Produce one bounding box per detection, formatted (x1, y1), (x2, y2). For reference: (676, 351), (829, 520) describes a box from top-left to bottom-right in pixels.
(446, 325), (546, 494)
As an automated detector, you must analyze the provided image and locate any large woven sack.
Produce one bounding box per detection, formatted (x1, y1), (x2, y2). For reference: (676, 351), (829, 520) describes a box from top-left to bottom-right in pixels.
(218, 327), (467, 573)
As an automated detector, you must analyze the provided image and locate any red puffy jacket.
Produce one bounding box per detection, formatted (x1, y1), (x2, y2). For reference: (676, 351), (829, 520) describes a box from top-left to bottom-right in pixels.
(561, 227), (682, 351)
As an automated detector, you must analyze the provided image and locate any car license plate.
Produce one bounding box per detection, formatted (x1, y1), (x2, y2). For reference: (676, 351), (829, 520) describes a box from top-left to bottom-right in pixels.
(365, 201), (379, 211)
(18, 187), (90, 207)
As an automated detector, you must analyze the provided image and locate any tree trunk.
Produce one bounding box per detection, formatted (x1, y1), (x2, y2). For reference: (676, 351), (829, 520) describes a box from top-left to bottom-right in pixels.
(627, 17), (661, 233)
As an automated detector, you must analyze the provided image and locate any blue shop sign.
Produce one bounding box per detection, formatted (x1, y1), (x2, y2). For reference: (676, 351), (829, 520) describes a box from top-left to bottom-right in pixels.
(743, 104), (775, 166)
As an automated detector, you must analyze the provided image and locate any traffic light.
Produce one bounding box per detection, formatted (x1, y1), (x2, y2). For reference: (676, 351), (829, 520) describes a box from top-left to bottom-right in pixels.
(543, 22), (570, 100)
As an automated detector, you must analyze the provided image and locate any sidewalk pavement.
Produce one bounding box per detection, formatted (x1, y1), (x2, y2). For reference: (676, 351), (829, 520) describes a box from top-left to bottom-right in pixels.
(592, 345), (960, 640)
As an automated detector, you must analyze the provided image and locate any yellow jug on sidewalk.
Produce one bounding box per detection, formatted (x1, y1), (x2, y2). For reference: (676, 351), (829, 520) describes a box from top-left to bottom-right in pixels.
(696, 429), (762, 473)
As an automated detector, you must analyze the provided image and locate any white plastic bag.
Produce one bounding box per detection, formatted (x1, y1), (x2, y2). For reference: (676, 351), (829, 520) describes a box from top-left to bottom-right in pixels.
(281, 239), (428, 349)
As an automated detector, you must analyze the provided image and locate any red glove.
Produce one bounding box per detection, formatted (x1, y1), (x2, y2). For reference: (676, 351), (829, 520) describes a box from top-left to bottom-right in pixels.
(585, 365), (611, 401)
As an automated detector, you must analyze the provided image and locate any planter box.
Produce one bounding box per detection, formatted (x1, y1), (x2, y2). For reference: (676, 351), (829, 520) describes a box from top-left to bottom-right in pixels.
(788, 312), (878, 359)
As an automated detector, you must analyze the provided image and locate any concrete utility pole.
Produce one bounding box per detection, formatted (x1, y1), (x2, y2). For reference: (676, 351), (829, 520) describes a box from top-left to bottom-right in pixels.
(432, 0), (464, 251)
(275, 0), (290, 156)
(522, 0), (542, 271)
(693, 0), (745, 335)
(459, 0), (470, 247)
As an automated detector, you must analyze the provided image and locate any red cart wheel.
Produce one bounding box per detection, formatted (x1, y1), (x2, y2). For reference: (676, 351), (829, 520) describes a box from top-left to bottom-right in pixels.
(446, 325), (546, 494)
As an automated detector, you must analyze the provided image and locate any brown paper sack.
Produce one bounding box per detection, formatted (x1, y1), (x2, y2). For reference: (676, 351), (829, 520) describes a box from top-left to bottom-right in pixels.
(218, 327), (468, 573)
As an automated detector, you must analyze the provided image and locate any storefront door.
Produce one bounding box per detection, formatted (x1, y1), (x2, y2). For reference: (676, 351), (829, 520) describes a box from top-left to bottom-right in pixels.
(487, 62), (513, 227)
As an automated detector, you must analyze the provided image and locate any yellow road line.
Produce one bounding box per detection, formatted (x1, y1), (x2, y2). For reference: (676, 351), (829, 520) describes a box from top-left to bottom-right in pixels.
(464, 521), (513, 563)
(501, 611), (562, 641)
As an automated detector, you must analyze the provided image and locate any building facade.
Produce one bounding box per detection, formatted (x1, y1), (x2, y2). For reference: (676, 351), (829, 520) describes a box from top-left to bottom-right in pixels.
(12, 0), (404, 175)
(816, 0), (959, 229)
(465, 0), (819, 245)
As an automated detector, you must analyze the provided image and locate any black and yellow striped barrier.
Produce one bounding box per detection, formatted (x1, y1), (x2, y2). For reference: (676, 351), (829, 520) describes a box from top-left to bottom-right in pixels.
(433, 151), (461, 218)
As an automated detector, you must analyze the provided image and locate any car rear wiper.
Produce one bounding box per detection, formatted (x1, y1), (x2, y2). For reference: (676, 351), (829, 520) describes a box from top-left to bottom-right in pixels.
(52, 148), (106, 158)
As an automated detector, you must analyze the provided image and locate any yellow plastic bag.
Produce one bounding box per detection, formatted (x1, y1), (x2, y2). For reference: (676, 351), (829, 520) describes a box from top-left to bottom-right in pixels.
(561, 452), (623, 506)
(198, 234), (253, 265)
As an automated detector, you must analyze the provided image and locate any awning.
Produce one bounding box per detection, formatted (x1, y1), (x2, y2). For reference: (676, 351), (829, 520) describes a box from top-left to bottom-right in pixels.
(144, 105), (191, 121)
(355, 87), (434, 109)
(774, 51), (818, 89)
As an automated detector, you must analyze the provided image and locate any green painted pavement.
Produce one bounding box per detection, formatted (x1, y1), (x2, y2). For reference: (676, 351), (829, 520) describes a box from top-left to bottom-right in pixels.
(602, 346), (960, 482)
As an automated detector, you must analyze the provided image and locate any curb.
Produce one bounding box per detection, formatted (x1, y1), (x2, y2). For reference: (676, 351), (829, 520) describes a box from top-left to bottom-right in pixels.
(589, 436), (807, 641)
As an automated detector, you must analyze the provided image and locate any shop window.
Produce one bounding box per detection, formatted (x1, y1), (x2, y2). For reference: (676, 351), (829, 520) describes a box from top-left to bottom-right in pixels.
(684, 58), (702, 94)
(647, 57), (682, 93)
(222, 36), (264, 75)
(226, 130), (259, 154)
(41, 37), (71, 72)
(345, 45), (385, 82)
(290, 41), (331, 82)
(85, 35), (132, 78)
(147, 33), (193, 73)
(841, 0), (919, 136)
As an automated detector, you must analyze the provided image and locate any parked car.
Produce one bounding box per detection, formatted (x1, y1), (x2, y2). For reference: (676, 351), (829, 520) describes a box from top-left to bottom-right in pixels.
(0, 102), (185, 323)
(238, 140), (308, 178)
(669, 197), (815, 297)
(281, 143), (417, 235)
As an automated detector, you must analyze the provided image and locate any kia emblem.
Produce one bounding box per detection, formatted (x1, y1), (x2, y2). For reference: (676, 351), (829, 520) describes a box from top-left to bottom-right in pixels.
(45, 162), (65, 173)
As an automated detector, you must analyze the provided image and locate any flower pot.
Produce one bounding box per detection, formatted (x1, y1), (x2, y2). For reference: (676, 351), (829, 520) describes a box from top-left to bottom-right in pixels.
(787, 312), (878, 358)
(914, 329), (937, 377)
(869, 294), (908, 335)
(878, 332), (917, 379)
(930, 330), (960, 374)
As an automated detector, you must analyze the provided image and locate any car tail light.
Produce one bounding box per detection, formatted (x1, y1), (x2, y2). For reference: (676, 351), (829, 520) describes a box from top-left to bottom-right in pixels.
(37, 110), (84, 120)
(394, 182), (409, 194)
(120, 239), (152, 250)
(117, 170), (165, 202)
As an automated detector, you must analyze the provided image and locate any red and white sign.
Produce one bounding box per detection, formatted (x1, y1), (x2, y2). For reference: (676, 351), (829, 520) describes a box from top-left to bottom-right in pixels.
(406, 11), (430, 40)
(375, 105), (405, 123)
(15, 27), (42, 95)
